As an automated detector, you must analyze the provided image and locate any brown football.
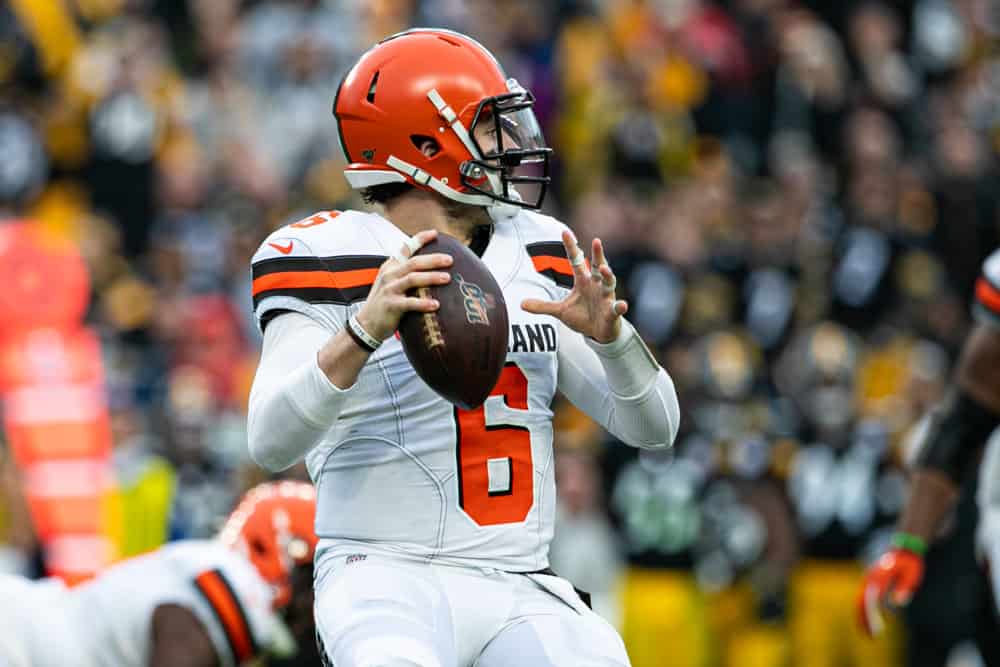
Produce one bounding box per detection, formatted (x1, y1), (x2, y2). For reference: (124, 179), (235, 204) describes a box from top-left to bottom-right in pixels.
(398, 234), (509, 410)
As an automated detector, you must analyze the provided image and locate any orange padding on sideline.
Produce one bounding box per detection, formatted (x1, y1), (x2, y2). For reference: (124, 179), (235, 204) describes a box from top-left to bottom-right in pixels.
(194, 570), (255, 662)
(977, 278), (1000, 314)
(252, 268), (378, 296)
(530, 255), (574, 277)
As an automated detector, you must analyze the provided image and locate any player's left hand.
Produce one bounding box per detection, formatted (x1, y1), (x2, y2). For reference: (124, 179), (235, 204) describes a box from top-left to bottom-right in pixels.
(856, 547), (925, 637)
(521, 230), (626, 344)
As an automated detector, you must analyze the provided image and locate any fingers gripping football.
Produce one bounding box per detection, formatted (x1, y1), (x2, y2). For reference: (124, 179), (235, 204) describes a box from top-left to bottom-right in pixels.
(522, 230), (627, 343)
(356, 230), (453, 342)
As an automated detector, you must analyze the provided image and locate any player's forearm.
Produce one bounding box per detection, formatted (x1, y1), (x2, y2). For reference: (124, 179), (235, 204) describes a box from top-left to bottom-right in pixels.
(900, 323), (1000, 542)
(955, 324), (1000, 413)
(599, 374), (679, 449)
(248, 314), (367, 471)
(248, 356), (349, 471)
(317, 328), (372, 390)
(902, 391), (993, 544)
(895, 469), (960, 544)
(560, 319), (680, 449)
(586, 320), (679, 448)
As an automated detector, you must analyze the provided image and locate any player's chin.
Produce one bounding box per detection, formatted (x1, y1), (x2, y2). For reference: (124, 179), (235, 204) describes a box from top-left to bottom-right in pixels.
(440, 197), (492, 227)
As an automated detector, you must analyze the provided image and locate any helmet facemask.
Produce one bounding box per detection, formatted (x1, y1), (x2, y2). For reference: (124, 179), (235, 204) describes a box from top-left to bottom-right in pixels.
(460, 80), (551, 210)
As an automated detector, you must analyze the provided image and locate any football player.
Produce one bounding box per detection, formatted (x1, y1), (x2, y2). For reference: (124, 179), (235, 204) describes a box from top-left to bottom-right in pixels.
(247, 29), (680, 667)
(858, 249), (1000, 654)
(0, 481), (318, 666)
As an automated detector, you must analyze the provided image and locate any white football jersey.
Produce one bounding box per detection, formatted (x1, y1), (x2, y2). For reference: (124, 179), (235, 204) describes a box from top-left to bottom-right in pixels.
(974, 249), (1000, 510)
(979, 430), (1000, 508)
(967, 249), (1000, 562)
(251, 209), (577, 571)
(0, 541), (281, 667)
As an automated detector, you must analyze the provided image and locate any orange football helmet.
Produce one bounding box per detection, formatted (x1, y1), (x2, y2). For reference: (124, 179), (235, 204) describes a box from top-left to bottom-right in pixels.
(333, 28), (551, 209)
(219, 481), (317, 609)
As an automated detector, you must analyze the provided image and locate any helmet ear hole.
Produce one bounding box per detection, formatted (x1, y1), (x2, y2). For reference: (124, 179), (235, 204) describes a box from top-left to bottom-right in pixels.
(366, 71), (380, 104)
(411, 135), (441, 157)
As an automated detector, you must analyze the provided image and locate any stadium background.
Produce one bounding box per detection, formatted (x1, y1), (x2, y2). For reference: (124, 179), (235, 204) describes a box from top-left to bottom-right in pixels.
(0, 0), (998, 665)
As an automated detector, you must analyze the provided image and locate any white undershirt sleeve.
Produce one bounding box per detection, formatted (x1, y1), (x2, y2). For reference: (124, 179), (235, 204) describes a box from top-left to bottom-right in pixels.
(556, 319), (680, 449)
(247, 312), (352, 471)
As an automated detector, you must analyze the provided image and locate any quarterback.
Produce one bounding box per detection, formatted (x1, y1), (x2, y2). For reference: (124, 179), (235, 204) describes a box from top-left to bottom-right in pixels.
(247, 29), (679, 666)
(0, 481), (318, 666)
(859, 249), (1000, 662)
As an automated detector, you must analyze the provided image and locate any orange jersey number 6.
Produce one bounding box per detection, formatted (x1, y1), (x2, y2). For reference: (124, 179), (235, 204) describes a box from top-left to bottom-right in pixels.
(454, 363), (533, 526)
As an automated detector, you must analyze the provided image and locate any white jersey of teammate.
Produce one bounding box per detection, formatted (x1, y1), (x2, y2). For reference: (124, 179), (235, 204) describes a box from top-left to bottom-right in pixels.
(972, 249), (1000, 604)
(975, 248), (1000, 517)
(249, 208), (677, 574)
(979, 429), (1000, 609)
(0, 540), (283, 667)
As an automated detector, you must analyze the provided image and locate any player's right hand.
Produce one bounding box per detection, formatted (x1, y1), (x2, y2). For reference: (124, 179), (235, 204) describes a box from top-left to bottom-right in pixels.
(856, 547), (925, 637)
(355, 230), (453, 342)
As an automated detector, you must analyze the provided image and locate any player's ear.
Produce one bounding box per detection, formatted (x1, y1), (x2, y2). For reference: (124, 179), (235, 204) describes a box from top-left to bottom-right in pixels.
(411, 135), (441, 158)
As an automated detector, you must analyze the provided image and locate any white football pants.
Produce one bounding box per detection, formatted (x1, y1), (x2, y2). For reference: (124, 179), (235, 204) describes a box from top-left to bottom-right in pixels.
(314, 553), (630, 667)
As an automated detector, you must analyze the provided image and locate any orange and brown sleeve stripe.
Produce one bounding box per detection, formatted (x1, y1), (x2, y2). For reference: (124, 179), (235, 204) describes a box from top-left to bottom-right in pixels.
(251, 255), (385, 307)
(976, 276), (1000, 318)
(527, 242), (574, 288)
(194, 569), (258, 664)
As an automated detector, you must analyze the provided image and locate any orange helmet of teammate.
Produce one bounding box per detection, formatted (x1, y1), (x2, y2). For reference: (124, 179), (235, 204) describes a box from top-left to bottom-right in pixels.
(219, 481), (317, 609)
(333, 28), (551, 210)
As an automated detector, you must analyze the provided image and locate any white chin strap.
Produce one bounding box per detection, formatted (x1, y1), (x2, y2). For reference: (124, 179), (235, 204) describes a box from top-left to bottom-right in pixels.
(425, 88), (507, 200)
(348, 156), (518, 217)
(386, 152), (523, 222)
(385, 155), (494, 206)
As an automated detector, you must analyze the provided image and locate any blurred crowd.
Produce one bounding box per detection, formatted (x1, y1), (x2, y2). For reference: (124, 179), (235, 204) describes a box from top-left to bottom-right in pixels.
(0, 0), (998, 666)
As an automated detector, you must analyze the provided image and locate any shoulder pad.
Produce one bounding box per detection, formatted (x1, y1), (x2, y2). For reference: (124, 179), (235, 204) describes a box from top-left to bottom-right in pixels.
(251, 209), (387, 309)
(514, 209), (571, 244)
(190, 546), (275, 663)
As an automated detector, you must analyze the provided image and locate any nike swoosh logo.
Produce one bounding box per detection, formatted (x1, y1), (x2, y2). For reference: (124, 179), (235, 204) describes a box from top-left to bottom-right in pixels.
(268, 241), (294, 254)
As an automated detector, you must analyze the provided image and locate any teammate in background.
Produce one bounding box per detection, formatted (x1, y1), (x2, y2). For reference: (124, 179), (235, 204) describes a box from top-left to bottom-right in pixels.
(0, 481), (318, 666)
(247, 29), (680, 666)
(859, 250), (1000, 661)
